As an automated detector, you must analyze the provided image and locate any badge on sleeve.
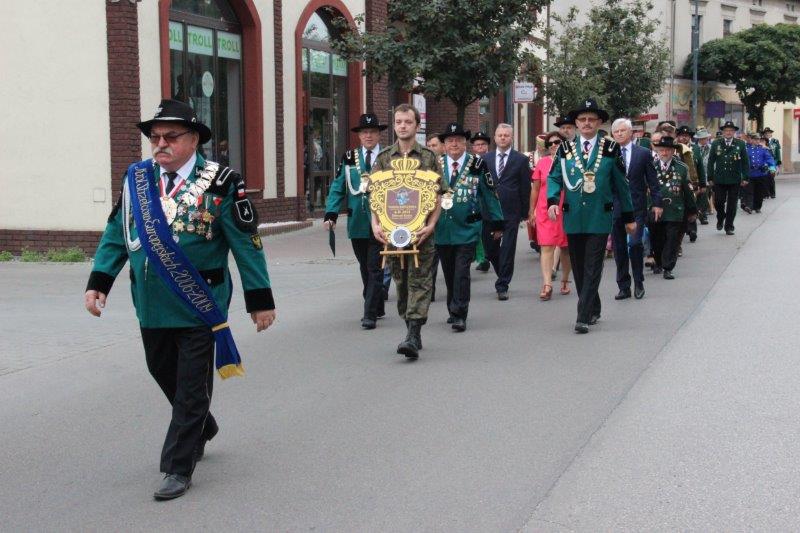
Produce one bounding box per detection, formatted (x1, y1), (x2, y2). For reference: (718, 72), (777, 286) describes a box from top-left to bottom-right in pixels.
(233, 198), (258, 232)
(250, 233), (263, 250)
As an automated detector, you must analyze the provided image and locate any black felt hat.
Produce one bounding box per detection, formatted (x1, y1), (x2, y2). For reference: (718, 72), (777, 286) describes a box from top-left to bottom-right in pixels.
(653, 136), (678, 149)
(137, 99), (212, 144)
(567, 99), (609, 123)
(470, 131), (491, 143)
(721, 120), (739, 131)
(351, 113), (388, 132)
(554, 115), (575, 127)
(676, 125), (695, 136)
(762, 127), (775, 134)
(438, 122), (471, 142)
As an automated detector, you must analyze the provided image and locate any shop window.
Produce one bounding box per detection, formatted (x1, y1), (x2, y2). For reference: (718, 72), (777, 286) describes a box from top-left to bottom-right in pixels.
(169, 0), (243, 170)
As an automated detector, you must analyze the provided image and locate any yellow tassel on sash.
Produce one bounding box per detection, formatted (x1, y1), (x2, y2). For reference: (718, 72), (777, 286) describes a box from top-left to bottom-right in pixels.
(218, 363), (245, 379)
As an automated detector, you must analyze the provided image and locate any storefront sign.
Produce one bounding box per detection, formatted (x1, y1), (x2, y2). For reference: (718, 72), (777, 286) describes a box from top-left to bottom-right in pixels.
(513, 82), (536, 103)
(636, 113), (659, 122)
(169, 21), (183, 51)
(187, 25), (214, 57)
(413, 94), (427, 132)
(309, 49), (330, 74)
(217, 31), (241, 60)
(794, 108), (800, 119)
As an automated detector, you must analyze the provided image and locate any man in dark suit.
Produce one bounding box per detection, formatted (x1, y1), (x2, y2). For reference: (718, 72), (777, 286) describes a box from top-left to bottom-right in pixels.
(481, 123), (529, 300)
(610, 118), (663, 300)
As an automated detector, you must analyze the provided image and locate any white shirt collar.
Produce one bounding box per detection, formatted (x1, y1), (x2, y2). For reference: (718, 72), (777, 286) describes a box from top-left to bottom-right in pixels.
(362, 145), (379, 161)
(160, 153), (197, 181)
(446, 152), (467, 171)
(579, 134), (598, 153)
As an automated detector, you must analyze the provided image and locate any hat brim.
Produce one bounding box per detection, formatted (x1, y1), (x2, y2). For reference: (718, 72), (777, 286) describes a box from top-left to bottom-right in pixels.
(471, 135), (491, 143)
(694, 132), (711, 139)
(438, 130), (471, 142)
(351, 124), (388, 133)
(554, 119), (575, 127)
(138, 118), (212, 145)
(567, 109), (609, 123)
(721, 124), (739, 131)
(762, 128), (774, 133)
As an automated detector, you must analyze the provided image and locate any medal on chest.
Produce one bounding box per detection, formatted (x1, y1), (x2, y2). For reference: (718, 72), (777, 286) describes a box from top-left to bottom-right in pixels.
(159, 174), (186, 224)
(441, 192), (454, 210)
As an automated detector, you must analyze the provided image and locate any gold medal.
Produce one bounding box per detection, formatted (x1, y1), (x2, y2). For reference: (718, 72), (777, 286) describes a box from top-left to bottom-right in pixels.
(583, 181), (596, 193)
(161, 196), (178, 224)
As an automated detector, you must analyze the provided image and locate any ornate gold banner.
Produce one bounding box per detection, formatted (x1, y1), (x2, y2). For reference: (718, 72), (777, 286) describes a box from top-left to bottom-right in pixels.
(369, 154), (441, 249)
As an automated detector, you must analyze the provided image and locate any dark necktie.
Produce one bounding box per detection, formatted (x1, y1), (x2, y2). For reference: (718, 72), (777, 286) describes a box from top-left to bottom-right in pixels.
(621, 147), (628, 172)
(583, 140), (591, 157)
(165, 171), (178, 195)
(365, 149), (372, 170)
(498, 152), (506, 176)
(451, 161), (459, 187)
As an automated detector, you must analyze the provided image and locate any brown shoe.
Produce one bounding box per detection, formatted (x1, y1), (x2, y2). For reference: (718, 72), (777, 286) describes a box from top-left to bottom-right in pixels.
(560, 280), (571, 295)
(539, 284), (553, 301)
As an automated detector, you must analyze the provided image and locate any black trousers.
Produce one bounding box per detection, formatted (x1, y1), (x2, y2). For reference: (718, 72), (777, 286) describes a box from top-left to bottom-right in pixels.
(350, 237), (386, 320)
(567, 233), (606, 324)
(751, 178), (770, 211)
(436, 244), (476, 320)
(767, 172), (776, 197)
(649, 221), (683, 272)
(482, 219), (518, 293)
(140, 326), (219, 477)
(612, 212), (646, 290)
(714, 183), (739, 231)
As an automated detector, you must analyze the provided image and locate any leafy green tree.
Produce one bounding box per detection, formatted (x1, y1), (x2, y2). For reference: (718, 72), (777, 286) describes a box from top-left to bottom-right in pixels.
(330, 0), (550, 125)
(687, 23), (800, 129)
(542, 0), (669, 120)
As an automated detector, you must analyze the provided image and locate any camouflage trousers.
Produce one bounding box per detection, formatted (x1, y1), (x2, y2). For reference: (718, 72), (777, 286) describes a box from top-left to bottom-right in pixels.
(388, 237), (435, 322)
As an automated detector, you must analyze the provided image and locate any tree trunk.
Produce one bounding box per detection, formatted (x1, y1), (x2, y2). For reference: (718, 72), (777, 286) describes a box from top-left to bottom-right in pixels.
(455, 102), (466, 126)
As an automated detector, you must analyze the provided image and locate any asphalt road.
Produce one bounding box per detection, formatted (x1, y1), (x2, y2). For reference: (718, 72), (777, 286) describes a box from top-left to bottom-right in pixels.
(1, 176), (798, 531)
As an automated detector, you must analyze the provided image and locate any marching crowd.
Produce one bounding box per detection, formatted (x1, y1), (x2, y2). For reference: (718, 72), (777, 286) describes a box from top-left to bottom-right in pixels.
(83, 97), (781, 500)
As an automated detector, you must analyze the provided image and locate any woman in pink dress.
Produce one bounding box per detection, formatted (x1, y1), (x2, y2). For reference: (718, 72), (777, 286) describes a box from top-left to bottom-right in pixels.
(528, 132), (572, 300)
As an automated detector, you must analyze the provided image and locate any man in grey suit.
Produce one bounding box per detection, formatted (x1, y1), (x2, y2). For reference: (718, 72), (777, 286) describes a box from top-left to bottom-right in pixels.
(481, 123), (529, 300)
(611, 118), (663, 300)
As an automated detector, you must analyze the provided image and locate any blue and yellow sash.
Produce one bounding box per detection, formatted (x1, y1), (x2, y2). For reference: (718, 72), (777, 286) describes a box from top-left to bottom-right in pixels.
(127, 159), (244, 379)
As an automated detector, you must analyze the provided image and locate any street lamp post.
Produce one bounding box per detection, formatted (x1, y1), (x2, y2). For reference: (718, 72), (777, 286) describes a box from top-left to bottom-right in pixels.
(692, 0), (699, 127)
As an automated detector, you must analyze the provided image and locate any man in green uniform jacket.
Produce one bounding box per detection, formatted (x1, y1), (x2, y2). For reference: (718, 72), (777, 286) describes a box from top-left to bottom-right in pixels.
(547, 99), (637, 334)
(324, 113), (387, 329)
(762, 127), (781, 198)
(676, 125), (709, 227)
(434, 122), (504, 332)
(84, 100), (276, 500)
(707, 121), (749, 235)
(648, 136), (698, 279)
(370, 104), (447, 359)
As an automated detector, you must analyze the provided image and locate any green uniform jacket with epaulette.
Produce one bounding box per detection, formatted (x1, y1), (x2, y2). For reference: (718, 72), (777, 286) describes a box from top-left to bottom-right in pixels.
(689, 143), (707, 187)
(768, 138), (782, 166)
(547, 136), (634, 234)
(707, 138), (749, 185)
(653, 158), (698, 222)
(435, 153), (504, 245)
(86, 153), (274, 328)
(636, 137), (652, 150)
(324, 148), (372, 239)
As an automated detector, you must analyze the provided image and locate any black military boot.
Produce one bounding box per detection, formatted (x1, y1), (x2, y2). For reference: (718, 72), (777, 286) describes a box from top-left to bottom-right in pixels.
(397, 320), (422, 359)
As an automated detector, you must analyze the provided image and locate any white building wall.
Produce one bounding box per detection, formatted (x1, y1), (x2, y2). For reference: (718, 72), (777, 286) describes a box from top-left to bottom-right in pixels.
(0, 0), (111, 231)
(139, 2), (162, 160)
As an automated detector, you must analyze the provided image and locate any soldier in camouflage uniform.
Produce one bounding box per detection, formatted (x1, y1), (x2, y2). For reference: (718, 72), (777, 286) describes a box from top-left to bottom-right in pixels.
(370, 104), (447, 359)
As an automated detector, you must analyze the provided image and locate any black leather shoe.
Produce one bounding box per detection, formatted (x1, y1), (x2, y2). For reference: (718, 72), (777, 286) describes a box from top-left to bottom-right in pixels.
(614, 289), (631, 300)
(451, 318), (466, 332)
(725, 229), (735, 235)
(689, 232), (697, 243)
(716, 221), (723, 231)
(361, 318), (376, 330)
(497, 291), (509, 301)
(154, 474), (191, 501)
(589, 314), (600, 325)
(574, 322), (589, 334)
(663, 270), (674, 280)
(700, 217), (709, 225)
(652, 266), (663, 275)
(634, 283), (645, 299)
(475, 261), (490, 272)
(446, 316), (454, 324)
